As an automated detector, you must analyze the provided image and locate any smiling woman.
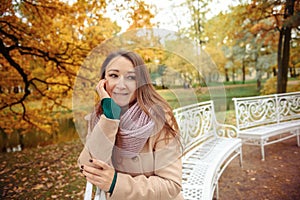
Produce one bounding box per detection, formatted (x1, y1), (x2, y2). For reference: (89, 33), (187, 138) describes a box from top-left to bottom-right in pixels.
(103, 56), (137, 108)
(77, 50), (184, 200)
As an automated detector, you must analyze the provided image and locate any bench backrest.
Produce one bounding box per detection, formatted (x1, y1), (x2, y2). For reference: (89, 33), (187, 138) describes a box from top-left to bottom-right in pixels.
(233, 91), (300, 130)
(173, 100), (216, 157)
(277, 92), (300, 122)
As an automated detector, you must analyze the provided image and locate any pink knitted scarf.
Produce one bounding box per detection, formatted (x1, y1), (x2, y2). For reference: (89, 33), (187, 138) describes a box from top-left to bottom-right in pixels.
(115, 102), (155, 158)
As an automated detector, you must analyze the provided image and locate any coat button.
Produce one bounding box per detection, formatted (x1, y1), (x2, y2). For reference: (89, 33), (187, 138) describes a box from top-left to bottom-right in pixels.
(132, 156), (138, 161)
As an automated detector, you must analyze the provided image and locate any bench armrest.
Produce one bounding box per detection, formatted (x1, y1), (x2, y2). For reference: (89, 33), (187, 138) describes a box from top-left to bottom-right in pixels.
(215, 122), (239, 138)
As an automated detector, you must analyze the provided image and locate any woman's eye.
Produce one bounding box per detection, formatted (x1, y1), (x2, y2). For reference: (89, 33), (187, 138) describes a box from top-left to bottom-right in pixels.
(127, 75), (136, 80)
(108, 74), (118, 78)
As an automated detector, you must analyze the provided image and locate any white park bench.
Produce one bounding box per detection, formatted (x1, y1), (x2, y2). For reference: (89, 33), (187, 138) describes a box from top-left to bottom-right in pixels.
(83, 100), (243, 200)
(174, 100), (242, 200)
(232, 91), (300, 161)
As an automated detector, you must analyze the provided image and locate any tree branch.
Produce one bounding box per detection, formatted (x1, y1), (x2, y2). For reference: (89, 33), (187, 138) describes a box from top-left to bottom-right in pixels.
(0, 38), (31, 110)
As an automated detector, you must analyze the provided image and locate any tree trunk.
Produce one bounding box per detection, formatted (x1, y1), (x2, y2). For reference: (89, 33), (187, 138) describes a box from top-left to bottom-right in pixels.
(242, 62), (246, 84)
(256, 69), (262, 91)
(277, 26), (291, 93)
(257, 78), (261, 91)
(232, 67), (235, 84)
(277, 0), (295, 93)
(289, 67), (293, 77)
(293, 66), (296, 77)
(225, 68), (229, 82)
(273, 67), (277, 76)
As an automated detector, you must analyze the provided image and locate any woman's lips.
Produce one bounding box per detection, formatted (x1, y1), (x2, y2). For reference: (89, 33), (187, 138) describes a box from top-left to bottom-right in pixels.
(113, 92), (128, 96)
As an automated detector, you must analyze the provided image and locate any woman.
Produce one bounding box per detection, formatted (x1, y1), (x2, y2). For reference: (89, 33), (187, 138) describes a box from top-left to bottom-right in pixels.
(78, 50), (183, 199)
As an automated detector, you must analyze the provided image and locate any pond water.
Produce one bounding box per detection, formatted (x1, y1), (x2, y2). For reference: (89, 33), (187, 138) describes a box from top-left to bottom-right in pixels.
(0, 117), (78, 152)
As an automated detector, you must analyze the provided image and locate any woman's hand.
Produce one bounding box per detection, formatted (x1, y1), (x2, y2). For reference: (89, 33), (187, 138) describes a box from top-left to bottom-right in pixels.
(95, 79), (110, 100)
(81, 158), (115, 192)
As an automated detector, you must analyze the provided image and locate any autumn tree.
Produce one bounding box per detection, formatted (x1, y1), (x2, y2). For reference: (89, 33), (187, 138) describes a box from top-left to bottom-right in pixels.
(0, 0), (133, 148)
(166, 0), (216, 86)
(1, 0), (158, 149)
(203, 5), (250, 84)
(203, 0), (300, 93)
(127, 0), (155, 30)
(238, 0), (300, 93)
(181, 0), (212, 45)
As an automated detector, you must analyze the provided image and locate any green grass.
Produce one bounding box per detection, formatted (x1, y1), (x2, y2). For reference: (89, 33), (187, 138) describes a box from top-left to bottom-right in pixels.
(156, 84), (259, 109)
(223, 85), (259, 98)
(157, 88), (201, 109)
(222, 79), (260, 85)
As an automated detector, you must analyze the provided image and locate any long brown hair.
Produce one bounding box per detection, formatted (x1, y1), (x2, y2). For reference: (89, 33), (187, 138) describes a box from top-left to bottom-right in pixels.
(90, 50), (180, 142)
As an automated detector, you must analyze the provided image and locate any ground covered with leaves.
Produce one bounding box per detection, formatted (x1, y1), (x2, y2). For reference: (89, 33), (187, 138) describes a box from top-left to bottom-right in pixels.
(0, 140), (85, 199)
(218, 137), (300, 200)
(1, 137), (299, 199)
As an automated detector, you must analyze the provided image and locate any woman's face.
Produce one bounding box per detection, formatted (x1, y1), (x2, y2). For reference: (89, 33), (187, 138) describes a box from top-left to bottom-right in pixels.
(104, 56), (137, 107)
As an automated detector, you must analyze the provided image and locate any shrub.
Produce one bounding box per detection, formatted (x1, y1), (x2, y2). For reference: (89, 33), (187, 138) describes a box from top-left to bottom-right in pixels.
(261, 76), (300, 95)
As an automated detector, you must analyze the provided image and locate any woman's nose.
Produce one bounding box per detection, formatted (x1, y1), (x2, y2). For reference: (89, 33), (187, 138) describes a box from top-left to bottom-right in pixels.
(116, 76), (126, 88)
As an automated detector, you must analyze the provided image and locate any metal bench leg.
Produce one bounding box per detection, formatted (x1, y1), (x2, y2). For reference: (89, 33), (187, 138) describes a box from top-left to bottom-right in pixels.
(261, 139), (265, 161)
(216, 182), (219, 200)
(297, 129), (300, 147)
(239, 146), (243, 168)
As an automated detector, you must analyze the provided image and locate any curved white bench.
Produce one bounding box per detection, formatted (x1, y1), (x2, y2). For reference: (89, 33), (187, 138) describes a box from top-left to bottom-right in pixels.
(174, 100), (242, 200)
(233, 91), (300, 161)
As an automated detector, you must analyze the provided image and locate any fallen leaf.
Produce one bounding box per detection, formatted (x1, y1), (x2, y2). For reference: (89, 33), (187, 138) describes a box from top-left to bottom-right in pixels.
(32, 184), (44, 190)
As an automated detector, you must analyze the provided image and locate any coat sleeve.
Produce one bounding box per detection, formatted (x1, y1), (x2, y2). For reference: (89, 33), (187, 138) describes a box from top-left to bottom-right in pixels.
(78, 114), (120, 166)
(109, 133), (183, 200)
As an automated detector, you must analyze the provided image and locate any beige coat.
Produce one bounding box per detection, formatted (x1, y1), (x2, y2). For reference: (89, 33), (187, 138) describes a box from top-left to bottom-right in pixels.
(78, 115), (184, 200)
